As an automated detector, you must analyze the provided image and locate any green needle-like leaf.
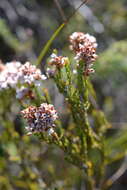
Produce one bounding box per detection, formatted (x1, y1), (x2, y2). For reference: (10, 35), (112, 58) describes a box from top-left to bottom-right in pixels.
(36, 23), (65, 65)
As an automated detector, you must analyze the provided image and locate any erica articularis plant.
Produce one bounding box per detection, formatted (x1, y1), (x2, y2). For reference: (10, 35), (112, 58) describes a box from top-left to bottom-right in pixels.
(1, 30), (126, 190)
(0, 30), (111, 189)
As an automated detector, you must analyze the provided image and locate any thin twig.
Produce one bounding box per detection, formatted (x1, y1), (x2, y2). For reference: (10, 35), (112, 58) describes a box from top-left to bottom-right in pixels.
(67, 0), (89, 23)
(54, 0), (67, 22)
(103, 156), (127, 190)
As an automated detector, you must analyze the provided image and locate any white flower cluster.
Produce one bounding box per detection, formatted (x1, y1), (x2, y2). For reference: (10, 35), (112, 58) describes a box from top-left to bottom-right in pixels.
(21, 103), (58, 135)
(69, 32), (97, 52)
(0, 61), (47, 96)
(18, 62), (46, 85)
(0, 61), (21, 90)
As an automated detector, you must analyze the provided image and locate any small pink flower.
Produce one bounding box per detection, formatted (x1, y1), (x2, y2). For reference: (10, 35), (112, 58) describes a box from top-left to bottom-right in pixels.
(49, 53), (68, 68)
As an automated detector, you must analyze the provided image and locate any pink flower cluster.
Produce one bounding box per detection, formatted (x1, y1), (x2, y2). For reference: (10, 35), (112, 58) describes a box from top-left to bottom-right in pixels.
(48, 53), (68, 68)
(69, 32), (98, 76)
(21, 103), (58, 135)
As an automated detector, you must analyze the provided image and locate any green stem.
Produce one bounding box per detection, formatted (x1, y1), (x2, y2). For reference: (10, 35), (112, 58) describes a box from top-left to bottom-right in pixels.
(78, 64), (94, 189)
(34, 86), (45, 105)
(53, 61), (95, 189)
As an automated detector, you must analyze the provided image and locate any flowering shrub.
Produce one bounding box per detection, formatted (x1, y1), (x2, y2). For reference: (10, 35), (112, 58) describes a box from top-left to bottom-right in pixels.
(0, 31), (127, 190)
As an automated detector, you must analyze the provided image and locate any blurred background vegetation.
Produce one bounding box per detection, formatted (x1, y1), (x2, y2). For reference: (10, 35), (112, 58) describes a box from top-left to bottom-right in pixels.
(0, 0), (127, 189)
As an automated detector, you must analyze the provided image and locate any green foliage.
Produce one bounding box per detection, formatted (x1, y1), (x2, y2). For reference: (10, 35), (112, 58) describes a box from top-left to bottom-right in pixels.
(95, 40), (127, 77)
